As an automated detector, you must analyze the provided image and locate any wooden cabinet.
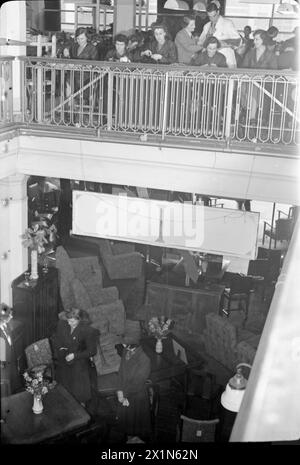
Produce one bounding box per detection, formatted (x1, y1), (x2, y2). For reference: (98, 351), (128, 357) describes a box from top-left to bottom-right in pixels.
(11, 268), (59, 348)
(146, 281), (225, 336)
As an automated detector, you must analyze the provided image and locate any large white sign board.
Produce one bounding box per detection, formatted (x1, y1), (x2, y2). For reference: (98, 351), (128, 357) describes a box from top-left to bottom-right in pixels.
(72, 191), (259, 260)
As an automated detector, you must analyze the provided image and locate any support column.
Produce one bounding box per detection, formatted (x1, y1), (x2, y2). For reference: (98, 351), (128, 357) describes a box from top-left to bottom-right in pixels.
(0, 174), (28, 305)
(113, 0), (136, 36)
(0, 1), (26, 121)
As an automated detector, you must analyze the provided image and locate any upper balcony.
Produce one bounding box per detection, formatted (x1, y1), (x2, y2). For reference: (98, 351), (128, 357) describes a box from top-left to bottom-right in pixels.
(0, 56), (299, 158)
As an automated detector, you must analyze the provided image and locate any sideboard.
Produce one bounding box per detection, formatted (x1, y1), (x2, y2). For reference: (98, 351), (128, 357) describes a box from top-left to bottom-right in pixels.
(11, 267), (59, 347)
(145, 281), (225, 337)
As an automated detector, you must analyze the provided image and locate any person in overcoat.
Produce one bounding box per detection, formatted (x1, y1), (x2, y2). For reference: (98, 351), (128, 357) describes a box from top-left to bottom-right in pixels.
(51, 308), (98, 405)
(116, 334), (152, 442)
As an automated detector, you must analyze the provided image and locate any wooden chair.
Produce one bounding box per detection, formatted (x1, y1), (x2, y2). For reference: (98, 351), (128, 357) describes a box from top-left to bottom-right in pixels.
(221, 274), (254, 323)
(183, 368), (217, 420)
(178, 415), (219, 442)
(25, 338), (55, 380)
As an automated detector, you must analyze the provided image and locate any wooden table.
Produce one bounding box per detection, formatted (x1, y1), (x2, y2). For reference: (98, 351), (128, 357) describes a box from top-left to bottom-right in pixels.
(1, 384), (91, 444)
(146, 281), (225, 336)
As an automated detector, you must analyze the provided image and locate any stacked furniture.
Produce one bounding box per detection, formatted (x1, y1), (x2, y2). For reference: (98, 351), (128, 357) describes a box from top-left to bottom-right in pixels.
(55, 246), (125, 375)
(203, 313), (261, 372)
(71, 235), (144, 281)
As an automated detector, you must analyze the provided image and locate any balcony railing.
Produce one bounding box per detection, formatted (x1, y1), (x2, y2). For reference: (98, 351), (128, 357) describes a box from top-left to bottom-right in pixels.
(1, 56), (299, 151)
(0, 57), (13, 124)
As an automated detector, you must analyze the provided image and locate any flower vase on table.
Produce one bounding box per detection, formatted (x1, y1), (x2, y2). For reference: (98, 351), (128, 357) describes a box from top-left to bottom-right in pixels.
(148, 316), (174, 354)
(155, 338), (163, 354)
(32, 394), (43, 414)
(30, 249), (39, 280)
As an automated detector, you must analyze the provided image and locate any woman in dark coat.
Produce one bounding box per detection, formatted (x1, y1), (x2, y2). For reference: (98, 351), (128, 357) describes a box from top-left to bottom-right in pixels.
(140, 23), (177, 64)
(51, 308), (98, 405)
(69, 28), (99, 107)
(116, 334), (151, 442)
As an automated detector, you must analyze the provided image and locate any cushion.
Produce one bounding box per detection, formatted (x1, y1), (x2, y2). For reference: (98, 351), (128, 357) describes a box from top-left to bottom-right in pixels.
(85, 300), (125, 335)
(70, 256), (104, 306)
(94, 333), (121, 375)
(71, 277), (93, 309)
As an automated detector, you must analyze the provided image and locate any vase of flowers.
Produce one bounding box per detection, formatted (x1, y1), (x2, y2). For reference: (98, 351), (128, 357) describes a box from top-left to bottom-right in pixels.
(148, 316), (174, 354)
(23, 367), (56, 414)
(21, 222), (57, 280)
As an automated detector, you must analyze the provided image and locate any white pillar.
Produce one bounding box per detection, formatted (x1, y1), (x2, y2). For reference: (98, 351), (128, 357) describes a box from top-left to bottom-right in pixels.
(0, 174), (28, 305)
(0, 1), (26, 57)
(0, 1), (26, 121)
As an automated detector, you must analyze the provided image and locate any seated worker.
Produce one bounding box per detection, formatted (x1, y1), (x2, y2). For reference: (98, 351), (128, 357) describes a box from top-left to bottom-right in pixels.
(198, 1), (241, 68)
(105, 34), (132, 62)
(140, 22), (177, 64)
(191, 36), (227, 67)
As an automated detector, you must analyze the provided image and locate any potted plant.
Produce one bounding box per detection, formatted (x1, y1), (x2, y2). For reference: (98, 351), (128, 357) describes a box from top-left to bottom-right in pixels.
(21, 222), (57, 280)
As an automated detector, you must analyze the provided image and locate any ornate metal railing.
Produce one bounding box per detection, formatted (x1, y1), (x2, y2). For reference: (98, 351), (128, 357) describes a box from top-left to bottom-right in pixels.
(1, 56), (299, 149)
(0, 57), (13, 125)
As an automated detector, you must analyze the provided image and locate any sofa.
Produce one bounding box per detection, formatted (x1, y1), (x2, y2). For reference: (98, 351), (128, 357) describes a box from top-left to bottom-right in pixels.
(203, 313), (261, 372)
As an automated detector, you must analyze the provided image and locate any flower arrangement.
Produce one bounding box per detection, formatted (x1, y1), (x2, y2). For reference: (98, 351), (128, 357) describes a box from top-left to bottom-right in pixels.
(21, 222), (57, 254)
(23, 368), (56, 397)
(148, 316), (174, 340)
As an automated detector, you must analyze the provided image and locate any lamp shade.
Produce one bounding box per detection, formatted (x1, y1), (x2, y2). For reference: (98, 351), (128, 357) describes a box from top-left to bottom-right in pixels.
(221, 363), (251, 413)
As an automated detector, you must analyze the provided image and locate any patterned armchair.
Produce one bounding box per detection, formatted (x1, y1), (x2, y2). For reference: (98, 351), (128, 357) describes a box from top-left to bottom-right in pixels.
(203, 313), (260, 371)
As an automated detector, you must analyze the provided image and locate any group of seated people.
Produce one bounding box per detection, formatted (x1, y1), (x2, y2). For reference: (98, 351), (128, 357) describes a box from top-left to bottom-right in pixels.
(58, 0), (298, 72)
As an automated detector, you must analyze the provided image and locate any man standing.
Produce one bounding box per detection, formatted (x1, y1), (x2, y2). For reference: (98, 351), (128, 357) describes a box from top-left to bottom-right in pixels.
(198, 1), (241, 68)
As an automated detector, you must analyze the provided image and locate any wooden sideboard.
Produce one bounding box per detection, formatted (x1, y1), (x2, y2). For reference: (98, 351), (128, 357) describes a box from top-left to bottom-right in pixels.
(11, 267), (59, 347)
(146, 281), (225, 337)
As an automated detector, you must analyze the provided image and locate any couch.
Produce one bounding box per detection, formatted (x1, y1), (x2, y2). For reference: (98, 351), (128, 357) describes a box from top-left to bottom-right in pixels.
(203, 313), (261, 372)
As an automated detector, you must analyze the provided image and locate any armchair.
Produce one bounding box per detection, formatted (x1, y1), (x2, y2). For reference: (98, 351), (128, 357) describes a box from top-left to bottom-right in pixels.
(203, 313), (260, 372)
(25, 338), (55, 381)
(97, 238), (144, 280)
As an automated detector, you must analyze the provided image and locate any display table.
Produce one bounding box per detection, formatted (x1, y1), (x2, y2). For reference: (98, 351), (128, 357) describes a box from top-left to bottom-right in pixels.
(1, 384), (91, 444)
(146, 280), (225, 336)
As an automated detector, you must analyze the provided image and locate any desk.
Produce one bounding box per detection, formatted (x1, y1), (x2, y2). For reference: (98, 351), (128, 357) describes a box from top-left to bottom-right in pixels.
(146, 281), (225, 336)
(1, 384), (90, 444)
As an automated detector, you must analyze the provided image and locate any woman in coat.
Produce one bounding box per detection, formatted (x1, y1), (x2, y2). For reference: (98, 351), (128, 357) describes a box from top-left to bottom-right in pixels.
(140, 23), (177, 64)
(175, 15), (203, 65)
(51, 308), (98, 406)
(116, 333), (151, 442)
(241, 29), (278, 125)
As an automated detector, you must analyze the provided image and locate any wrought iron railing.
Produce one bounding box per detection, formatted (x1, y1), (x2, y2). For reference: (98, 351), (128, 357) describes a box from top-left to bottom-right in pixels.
(1, 56), (299, 149)
(0, 57), (13, 125)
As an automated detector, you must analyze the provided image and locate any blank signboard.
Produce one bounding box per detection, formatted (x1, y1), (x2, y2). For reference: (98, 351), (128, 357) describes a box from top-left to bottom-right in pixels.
(72, 191), (259, 260)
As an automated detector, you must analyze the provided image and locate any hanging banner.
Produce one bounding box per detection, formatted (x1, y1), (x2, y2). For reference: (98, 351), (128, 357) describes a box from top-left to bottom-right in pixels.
(72, 191), (259, 259)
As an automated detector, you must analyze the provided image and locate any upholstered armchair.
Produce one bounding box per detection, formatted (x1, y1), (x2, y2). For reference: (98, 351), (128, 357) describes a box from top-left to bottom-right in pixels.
(203, 313), (260, 372)
(97, 238), (144, 280)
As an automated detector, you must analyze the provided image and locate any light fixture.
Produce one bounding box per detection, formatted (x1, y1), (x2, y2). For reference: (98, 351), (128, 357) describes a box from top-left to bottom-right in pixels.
(164, 0), (189, 10)
(221, 363), (252, 413)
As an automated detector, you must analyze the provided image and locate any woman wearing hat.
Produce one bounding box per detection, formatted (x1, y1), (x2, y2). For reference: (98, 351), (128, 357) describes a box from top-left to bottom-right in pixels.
(51, 308), (98, 407)
(116, 333), (152, 442)
(140, 23), (177, 64)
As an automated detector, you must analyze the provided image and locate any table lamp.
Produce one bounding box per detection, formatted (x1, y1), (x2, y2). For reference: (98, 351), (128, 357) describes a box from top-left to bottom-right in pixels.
(221, 363), (252, 413)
